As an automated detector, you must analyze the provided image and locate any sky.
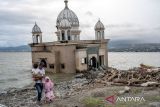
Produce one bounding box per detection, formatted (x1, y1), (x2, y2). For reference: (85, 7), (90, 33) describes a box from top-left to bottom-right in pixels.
(0, 0), (160, 47)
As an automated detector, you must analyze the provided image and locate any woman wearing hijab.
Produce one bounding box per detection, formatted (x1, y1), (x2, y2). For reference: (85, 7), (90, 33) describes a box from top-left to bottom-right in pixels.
(44, 76), (55, 103)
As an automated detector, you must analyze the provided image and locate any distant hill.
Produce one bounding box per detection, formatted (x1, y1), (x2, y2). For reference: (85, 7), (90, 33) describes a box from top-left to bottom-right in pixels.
(0, 45), (31, 52)
(109, 40), (160, 52)
(0, 41), (160, 52)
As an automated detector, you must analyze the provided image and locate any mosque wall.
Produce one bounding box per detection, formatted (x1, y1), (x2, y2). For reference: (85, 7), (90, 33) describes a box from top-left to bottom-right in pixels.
(75, 49), (88, 72)
(51, 45), (76, 73)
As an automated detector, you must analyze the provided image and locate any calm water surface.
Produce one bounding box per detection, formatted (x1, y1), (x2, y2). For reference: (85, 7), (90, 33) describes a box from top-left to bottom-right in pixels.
(0, 52), (159, 90)
(109, 52), (160, 70)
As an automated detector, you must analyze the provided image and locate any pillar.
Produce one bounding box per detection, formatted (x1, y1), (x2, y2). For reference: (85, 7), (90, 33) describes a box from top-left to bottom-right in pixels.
(40, 34), (42, 43)
(60, 31), (62, 41)
(65, 30), (68, 40)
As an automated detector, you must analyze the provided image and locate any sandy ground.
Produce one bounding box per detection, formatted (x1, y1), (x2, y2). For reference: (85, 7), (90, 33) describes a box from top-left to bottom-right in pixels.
(0, 82), (160, 107)
(42, 84), (160, 107)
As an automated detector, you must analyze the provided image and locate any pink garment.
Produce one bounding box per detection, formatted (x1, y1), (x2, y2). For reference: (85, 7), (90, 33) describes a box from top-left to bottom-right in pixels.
(44, 77), (55, 101)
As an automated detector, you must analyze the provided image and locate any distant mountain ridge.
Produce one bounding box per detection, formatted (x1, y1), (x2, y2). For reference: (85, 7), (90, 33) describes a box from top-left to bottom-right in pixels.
(0, 40), (160, 52)
(109, 40), (160, 52)
(0, 45), (31, 52)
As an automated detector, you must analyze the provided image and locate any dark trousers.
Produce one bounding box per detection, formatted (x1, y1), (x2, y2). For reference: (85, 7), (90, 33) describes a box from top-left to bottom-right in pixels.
(35, 83), (43, 101)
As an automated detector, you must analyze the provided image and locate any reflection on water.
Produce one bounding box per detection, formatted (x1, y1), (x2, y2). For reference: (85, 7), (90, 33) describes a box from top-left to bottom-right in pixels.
(0, 52), (160, 90)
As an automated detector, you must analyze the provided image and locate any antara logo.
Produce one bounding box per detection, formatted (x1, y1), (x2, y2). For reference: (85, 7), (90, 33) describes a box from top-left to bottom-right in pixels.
(116, 96), (145, 102)
(105, 95), (116, 104)
(105, 95), (145, 104)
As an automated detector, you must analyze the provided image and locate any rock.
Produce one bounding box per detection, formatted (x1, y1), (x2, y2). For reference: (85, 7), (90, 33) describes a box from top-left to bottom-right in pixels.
(88, 70), (98, 79)
(106, 82), (112, 86)
(141, 82), (159, 87)
(149, 102), (160, 107)
(72, 78), (88, 86)
(91, 91), (105, 97)
(0, 104), (7, 107)
(118, 90), (126, 95)
(124, 86), (131, 92)
(72, 83), (82, 90)
(94, 79), (106, 84)
(94, 79), (101, 83)
(0, 91), (7, 95)
(118, 86), (130, 95)
(7, 88), (17, 93)
(101, 65), (107, 70)
(20, 103), (25, 106)
(97, 73), (105, 78)
(75, 73), (84, 78)
(99, 67), (106, 73)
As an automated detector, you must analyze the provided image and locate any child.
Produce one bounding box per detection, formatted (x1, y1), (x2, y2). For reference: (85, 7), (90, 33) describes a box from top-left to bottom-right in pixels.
(44, 76), (55, 102)
(31, 63), (38, 81)
(32, 63), (45, 82)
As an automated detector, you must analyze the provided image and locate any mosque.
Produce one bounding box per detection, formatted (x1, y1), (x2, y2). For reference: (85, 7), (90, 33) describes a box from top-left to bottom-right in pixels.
(29, 0), (110, 73)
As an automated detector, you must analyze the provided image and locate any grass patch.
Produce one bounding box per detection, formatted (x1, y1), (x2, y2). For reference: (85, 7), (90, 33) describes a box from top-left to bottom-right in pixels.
(82, 97), (146, 107)
(131, 88), (142, 94)
(105, 101), (145, 107)
(82, 97), (105, 107)
(145, 95), (160, 102)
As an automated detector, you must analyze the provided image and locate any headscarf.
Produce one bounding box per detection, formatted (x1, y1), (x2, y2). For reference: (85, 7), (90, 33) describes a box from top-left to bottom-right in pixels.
(44, 76), (54, 92)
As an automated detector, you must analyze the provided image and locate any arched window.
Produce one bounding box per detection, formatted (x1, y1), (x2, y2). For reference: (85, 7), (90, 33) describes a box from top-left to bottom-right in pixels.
(62, 30), (65, 40)
(90, 56), (97, 68)
(33, 36), (37, 43)
(102, 31), (104, 39)
(36, 35), (39, 43)
(40, 59), (47, 68)
(67, 30), (71, 40)
(97, 31), (100, 39)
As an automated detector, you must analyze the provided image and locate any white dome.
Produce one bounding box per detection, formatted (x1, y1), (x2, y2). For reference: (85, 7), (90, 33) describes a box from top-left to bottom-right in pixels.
(59, 19), (71, 29)
(32, 23), (41, 33)
(56, 0), (79, 27)
(94, 20), (105, 30)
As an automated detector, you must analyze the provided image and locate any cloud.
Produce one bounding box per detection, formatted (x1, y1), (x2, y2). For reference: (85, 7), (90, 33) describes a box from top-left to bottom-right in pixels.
(153, 26), (160, 30)
(0, 10), (34, 26)
(81, 23), (92, 28)
(107, 23), (136, 28)
(85, 11), (93, 16)
(0, 0), (160, 47)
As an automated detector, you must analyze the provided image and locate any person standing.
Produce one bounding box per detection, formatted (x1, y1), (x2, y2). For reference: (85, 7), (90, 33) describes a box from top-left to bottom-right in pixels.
(32, 63), (45, 103)
(44, 76), (55, 103)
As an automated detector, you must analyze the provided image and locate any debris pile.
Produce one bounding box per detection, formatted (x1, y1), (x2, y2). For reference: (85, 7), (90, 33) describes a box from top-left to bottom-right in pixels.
(84, 64), (160, 87)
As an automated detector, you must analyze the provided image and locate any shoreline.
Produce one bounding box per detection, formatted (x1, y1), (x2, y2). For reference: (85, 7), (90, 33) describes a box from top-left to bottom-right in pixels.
(0, 66), (160, 107)
(1, 65), (159, 92)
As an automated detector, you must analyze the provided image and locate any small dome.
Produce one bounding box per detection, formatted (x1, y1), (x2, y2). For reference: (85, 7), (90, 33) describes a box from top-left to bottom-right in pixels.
(59, 19), (71, 29)
(56, 0), (79, 27)
(32, 22), (41, 33)
(94, 20), (105, 30)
